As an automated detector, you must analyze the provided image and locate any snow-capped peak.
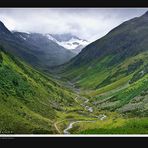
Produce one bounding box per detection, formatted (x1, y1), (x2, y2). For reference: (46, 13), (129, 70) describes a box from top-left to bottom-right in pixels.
(45, 33), (89, 53)
(56, 37), (89, 50)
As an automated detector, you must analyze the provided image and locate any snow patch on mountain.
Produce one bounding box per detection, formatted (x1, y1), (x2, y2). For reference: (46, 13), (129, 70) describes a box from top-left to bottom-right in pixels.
(57, 37), (88, 50)
(14, 31), (90, 54)
(45, 34), (57, 42)
(45, 33), (89, 54)
(19, 35), (27, 40)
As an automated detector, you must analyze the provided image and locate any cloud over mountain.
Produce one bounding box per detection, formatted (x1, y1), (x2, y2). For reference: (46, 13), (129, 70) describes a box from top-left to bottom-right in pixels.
(0, 8), (147, 42)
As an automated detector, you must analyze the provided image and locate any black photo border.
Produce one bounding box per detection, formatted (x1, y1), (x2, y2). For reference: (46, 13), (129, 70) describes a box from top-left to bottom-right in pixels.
(0, 0), (148, 147)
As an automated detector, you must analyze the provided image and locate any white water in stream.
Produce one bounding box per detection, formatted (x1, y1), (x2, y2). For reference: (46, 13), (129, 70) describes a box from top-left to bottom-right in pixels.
(63, 114), (107, 134)
(63, 96), (107, 134)
(63, 121), (95, 134)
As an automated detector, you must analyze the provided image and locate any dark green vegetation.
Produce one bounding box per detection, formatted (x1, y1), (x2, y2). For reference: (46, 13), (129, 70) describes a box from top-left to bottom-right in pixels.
(58, 11), (148, 88)
(56, 11), (148, 113)
(79, 118), (148, 134)
(50, 11), (148, 134)
(0, 21), (75, 71)
(0, 47), (77, 134)
(13, 32), (76, 68)
(0, 11), (148, 134)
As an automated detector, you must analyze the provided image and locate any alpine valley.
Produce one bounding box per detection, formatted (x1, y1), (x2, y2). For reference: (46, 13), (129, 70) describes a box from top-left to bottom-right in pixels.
(0, 11), (148, 134)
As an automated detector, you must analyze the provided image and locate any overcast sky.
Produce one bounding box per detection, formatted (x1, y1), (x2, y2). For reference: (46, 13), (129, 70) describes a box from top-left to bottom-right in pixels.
(0, 8), (147, 42)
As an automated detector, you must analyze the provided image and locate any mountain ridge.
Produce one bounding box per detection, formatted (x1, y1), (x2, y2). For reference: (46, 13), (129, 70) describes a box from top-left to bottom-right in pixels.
(59, 11), (148, 70)
(45, 33), (89, 54)
(0, 46), (77, 133)
(55, 11), (148, 103)
(0, 11), (148, 134)
(0, 21), (76, 71)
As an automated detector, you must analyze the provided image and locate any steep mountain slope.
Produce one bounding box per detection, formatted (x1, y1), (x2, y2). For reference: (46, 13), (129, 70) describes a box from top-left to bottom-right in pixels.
(0, 46), (76, 134)
(55, 11), (148, 115)
(13, 32), (76, 67)
(0, 21), (75, 71)
(0, 22), (43, 68)
(72, 45), (85, 54)
(58, 11), (148, 88)
(66, 11), (148, 66)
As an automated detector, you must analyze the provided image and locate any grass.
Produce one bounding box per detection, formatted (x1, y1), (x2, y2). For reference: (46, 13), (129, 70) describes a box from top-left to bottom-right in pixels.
(0, 49), (77, 134)
(89, 75), (131, 96)
(60, 51), (148, 91)
(0, 47), (148, 134)
(79, 117), (148, 134)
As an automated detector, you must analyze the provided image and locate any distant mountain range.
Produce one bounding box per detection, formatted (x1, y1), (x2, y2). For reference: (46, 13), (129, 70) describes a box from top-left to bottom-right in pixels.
(45, 33), (89, 54)
(0, 11), (148, 134)
(56, 11), (148, 115)
(0, 21), (78, 70)
(13, 31), (77, 67)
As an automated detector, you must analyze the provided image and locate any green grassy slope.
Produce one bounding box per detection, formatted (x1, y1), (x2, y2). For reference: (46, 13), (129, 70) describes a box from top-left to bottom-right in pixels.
(1, 12), (148, 134)
(79, 117), (148, 134)
(59, 51), (148, 93)
(56, 12), (148, 91)
(52, 12), (148, 133)
(92, 74), (148, 113)
(0, 48), (76, 134)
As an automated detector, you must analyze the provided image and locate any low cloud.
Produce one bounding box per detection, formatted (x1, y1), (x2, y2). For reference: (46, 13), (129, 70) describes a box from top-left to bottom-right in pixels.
(0, 8), (147, 41)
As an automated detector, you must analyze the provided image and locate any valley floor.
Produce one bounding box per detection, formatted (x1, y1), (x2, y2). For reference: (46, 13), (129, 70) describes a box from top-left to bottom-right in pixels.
(0, 49), (147, 134)
(52, 79), (148, 134)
